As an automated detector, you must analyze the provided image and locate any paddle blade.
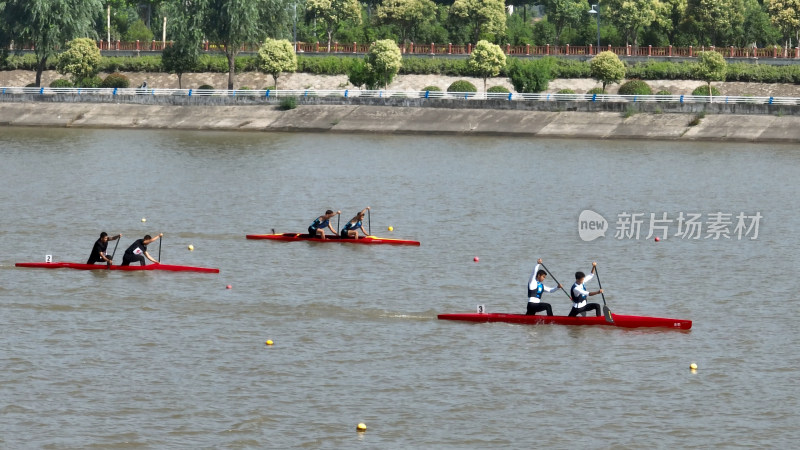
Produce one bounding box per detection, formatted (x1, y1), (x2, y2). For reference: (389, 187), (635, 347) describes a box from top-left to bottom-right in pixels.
(603, 305), (614, 324)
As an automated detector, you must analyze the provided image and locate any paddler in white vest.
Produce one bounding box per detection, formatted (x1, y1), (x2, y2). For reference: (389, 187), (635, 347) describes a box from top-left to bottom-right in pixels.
(569, 262), (603, 317)
(526, 258), (561, 316)
(340, 207), (370, 239)
(308, 209), (340, 239)
(121, 233), (163, 266)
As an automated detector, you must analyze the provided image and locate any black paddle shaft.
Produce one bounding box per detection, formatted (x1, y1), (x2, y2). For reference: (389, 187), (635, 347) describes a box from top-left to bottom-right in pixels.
(367, 208), (371, 235)
(540, 262), (572, 301)
(594, 266), (614, 323)
(109, 236), (120, 260)
(158, 235), (162, 263)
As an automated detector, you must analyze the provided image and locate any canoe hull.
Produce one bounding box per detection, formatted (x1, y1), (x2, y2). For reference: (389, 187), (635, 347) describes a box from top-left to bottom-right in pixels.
(246, 233), (420, 246)
(437, 313), (691, 330)
(15, 262), (219, 274)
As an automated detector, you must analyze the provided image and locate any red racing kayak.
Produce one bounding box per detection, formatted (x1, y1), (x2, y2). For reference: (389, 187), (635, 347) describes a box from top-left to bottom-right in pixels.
(15, 261), (219, 274)
(438, 312), (691, 330)
(246, 233), (420, 246)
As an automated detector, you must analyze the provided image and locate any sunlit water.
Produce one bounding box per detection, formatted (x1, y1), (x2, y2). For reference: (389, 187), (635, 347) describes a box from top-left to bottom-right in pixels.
(1, 127), (798, 447)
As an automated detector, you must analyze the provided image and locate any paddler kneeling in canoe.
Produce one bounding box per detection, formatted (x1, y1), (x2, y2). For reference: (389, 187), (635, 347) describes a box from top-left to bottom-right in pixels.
(569, 262), (603, 317)
(340, 207), (370, 239)
(121, 233), (163, 266)
(86, 232), (122, 265)
(308, 210), (340, 239)
(526, 258), (561, 316)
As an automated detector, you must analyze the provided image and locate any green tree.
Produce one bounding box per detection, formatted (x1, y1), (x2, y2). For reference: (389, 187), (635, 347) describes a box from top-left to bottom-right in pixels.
(741, 0), (781, 47)
(258, 38), (298, 89)
(507, 57), (555, 93)
(766, 0), (800, 52)
(161, 0), (205, 89)
(1, 0), (102, 87)
(590, 50), (626, 92)
(541, 0), (585, 46)
(468, 39), (506, 91)
(57, 37), (103, 85)
(450, 0), (507, 43)
(203, 0), (290, 90)
(605, 0), (658, 47)
(376, 0), (437, 44)
(365, 39), (402, 88)
(348, 58), (377, 88)
(686, 0), (745, 46)
(306, 0), (362, 52)
(693, 50), (726, 101)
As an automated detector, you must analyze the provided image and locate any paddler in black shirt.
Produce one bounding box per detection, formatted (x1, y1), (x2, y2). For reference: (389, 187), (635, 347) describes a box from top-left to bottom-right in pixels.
(121, 233), (163, 266)
(86, 232), (122, 264)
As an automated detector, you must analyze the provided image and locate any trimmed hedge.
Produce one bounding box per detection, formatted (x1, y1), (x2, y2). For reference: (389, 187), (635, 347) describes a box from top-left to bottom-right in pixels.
(49, 79), (73, 88)
(422, 85), (442, 91)
(447, 80), (477, 92)
(618, 79), (652, 95)
(487, 85), (510, 93)
(692, 85), (722, 96)
(101, 72), (130, 88)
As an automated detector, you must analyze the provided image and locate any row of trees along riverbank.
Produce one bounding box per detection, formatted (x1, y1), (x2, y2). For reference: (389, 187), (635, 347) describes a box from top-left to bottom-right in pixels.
(2, 0), (800, 89)
(11, 34), (791, 101)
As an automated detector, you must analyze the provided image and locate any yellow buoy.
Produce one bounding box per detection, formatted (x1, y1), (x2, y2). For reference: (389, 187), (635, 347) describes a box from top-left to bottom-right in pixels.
(356, 423), (367, 432)
(188, 244), (194, 251)
(388, 226), (393, 232)
(265, 340), (273, 346)
(141, 217), (147, 222)
(690, 362), (698, 370)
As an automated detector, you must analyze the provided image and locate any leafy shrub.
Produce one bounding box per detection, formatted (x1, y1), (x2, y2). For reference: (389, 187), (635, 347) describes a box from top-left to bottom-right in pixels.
(239, 86), (252, 90)
(25, 82), (37, 87)
(557, 88), (575, 94)
(487, 85), (510, 93)
(422, 85), (442, 91)
(101, 72), (130, 88)
(77, 76), (103, 88)
(280, 97), (297, 110)
(618, 79), (652, 95)
(656, 89), (671, 95)
(691, 85), (722, 96)
(447, 80), (477, 92)
(587, 87), (605, 94)
(198, 84), (214, 90)
(508, 57), (554, 93)
(49, 79), (73, 88)
(263, 86), (276, 91)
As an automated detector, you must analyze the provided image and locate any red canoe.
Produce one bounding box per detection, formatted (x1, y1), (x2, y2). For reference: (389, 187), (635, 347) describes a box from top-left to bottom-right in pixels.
(15, 261), (220, 274)
(438, 312), (692, 330)
(246, 233), (420, 246)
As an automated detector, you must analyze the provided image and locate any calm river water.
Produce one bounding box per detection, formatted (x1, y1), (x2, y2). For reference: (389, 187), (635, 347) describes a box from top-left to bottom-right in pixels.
(1, 127), (799, 448)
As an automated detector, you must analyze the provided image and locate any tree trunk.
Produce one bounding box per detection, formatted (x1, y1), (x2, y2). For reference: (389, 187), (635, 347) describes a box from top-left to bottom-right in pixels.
(178, 73), (183, 89)
(226, 50), (236, 90)
(35, 56), (46, 87)
(273, 73), (279, 90)
(327, 29), (333, 52)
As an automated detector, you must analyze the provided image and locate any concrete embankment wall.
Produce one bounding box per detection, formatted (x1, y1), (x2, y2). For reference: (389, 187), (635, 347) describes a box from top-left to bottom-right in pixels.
(2, 94), (800, 142)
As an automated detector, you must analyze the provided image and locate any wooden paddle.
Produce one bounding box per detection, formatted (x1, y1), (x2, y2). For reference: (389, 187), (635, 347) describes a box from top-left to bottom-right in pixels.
(594, 265), (614, 323)
(540, 262), (572, 302)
